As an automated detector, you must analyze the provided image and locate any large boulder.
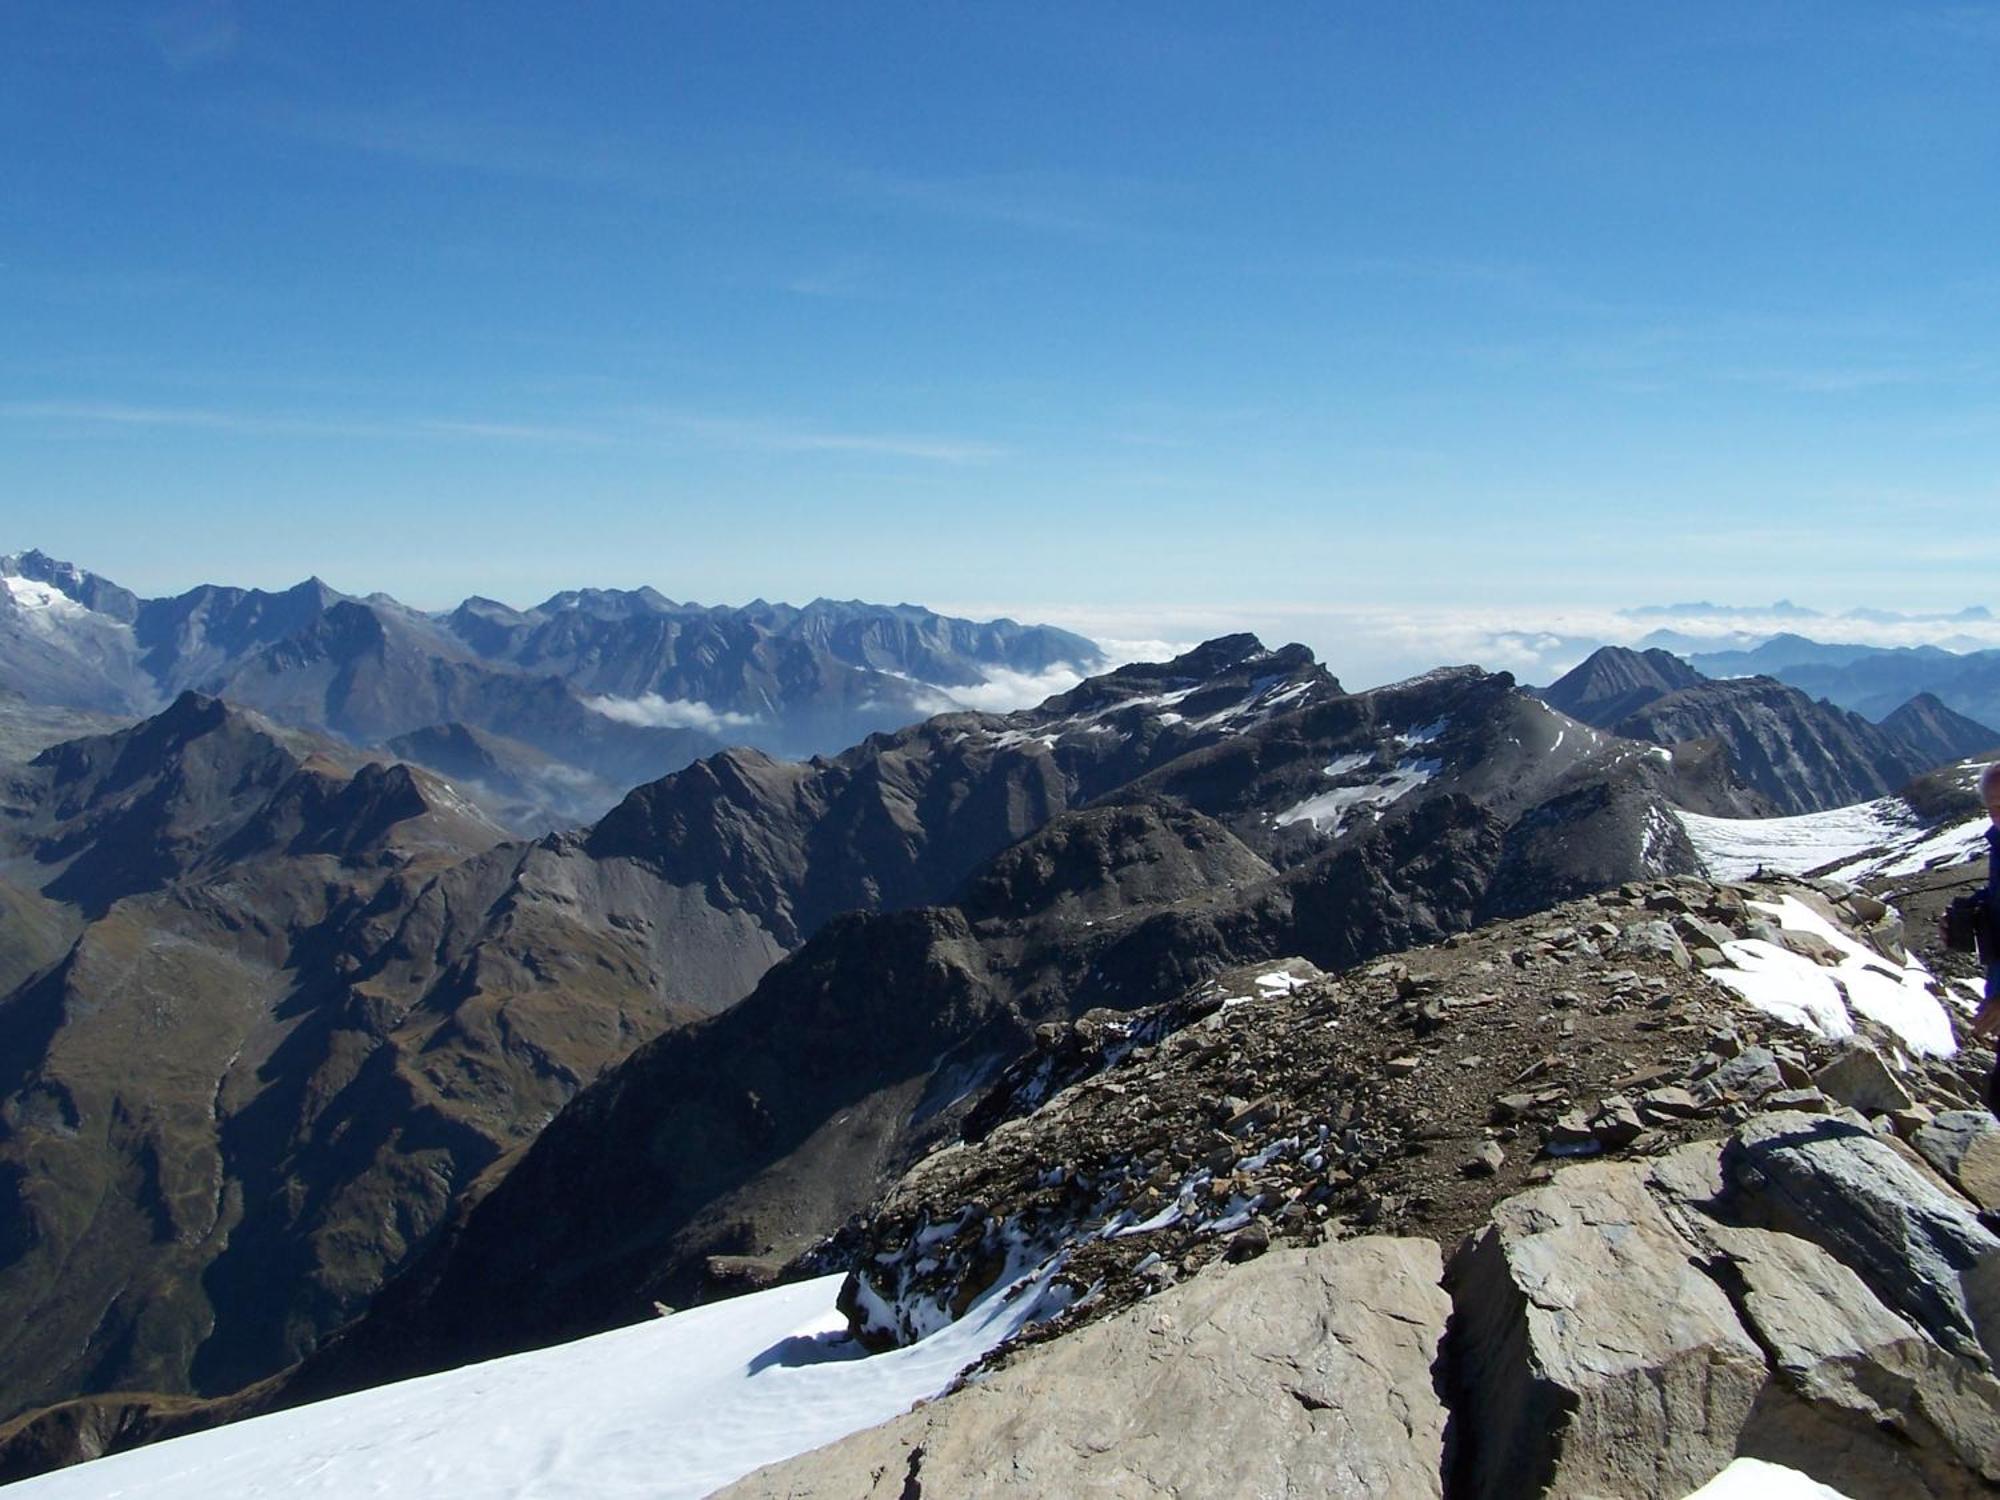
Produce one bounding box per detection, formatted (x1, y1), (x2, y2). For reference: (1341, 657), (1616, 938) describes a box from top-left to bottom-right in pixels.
(1722, 1113), (2000, 1366)
(715, 1237), (1451, 1499)
(1447, 1161), (1768, 1500)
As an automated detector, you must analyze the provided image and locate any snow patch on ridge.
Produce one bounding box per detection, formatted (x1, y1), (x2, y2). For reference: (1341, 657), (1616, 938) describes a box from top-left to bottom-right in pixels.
(10, 1269), (1061, 1500)
(1707, 894), (1955, 1057)
(0, 573), (94, 627)
(1275, 755), (1440, 835)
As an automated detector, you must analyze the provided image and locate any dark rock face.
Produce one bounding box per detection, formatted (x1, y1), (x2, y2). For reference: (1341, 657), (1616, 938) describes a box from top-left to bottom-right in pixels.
(1539, 645), (1707, 727)
(1540, 647), (1952, 814)
(0, 633), (1743, 1454)
(1613, 676), (1932, 815)
(0, 698), (643, 1419)
(1878, 692), (2000, 772)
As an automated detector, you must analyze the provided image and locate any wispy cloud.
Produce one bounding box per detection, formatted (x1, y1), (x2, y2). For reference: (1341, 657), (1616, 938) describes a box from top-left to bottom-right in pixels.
(279, 105), (1148, 241)
(841, 168), (1122, 238)
(4, 397), (1005, 465)
(645, 409), (1007, 464)
(0, 400), (607, 444)
(152, 1), (239, 70)
(583, 694), (759, 734)
(1716, 362), (1976, 395)
(284, 106), (666, 191)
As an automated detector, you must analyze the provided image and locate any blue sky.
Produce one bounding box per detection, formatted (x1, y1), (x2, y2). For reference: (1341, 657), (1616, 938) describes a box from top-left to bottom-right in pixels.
(5, 2), (1999, 647)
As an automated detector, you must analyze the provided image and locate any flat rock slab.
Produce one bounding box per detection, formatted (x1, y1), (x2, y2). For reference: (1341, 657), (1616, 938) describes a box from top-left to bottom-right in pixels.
(1449, 1160), (1767, 1500)
(715, 1236), (1451, 1499)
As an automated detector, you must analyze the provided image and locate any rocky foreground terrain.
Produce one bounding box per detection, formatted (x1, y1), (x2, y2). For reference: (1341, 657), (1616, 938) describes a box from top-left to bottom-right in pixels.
(716, 872), (2000, 1497)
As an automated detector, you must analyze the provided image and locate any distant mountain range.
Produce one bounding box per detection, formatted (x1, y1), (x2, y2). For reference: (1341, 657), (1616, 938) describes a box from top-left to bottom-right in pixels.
(0, 549), (1104, 830)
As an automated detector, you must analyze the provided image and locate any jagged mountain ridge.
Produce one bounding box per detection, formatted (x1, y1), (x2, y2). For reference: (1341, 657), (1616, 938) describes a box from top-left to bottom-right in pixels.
(1877, 691), (2000, 769)
(0, 549), (1104, 829)
(0, 697), (543, 1416)
(1539, 646), (1941, 815)
(0, 637), (1350, 1422)
(0, 633), (1821, 1454)
(1537, 644), (1704, 726)
(1688, 631), (2000, 729)
(248, 647), (1733, 1407)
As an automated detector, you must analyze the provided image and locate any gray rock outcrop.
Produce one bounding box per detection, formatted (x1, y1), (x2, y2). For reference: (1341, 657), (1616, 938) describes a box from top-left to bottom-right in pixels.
(716, 1237), (1451, 1499)
(1449, 1162), (1769, 1499)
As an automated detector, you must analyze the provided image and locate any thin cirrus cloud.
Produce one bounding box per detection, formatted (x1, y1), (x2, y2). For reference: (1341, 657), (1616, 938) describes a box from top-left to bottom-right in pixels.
(1, 400), (1006, 462)
(642, 409), (1008, 464)
(0, 401), (606, 445)
(280, 105), (1138, 242)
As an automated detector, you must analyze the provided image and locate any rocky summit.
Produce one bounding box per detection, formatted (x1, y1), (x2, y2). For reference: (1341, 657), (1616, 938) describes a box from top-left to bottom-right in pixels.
(724, 873), (2000, 1498)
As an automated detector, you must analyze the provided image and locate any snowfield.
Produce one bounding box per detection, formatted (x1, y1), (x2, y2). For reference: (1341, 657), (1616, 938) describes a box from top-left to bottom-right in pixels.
(0, 573), (95, 628)
(1675, 799), (1989, 883)
(7, 1268), (1064, 1500)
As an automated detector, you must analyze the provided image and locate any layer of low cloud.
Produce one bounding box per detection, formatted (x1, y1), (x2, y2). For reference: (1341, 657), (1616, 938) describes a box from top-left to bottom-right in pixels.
(951, 602), (2000, 694)
(584, 694), (761, 734)
(943, 663), (1093, 714)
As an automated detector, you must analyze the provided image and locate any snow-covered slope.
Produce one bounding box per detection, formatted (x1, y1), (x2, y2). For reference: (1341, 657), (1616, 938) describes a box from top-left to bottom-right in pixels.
(5, 1269), (1063, 1500)
(1674, 798), (1989, 883)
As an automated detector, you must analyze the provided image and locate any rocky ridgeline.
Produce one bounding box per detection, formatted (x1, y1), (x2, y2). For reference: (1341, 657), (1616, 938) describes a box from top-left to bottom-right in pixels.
(748, 874), (2000, 1498)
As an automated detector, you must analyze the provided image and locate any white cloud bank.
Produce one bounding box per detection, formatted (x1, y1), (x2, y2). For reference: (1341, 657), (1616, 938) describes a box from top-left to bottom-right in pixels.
(584, 694), (762, 734)
(930, 639), (1205, 715)
(946, 603), (2000, 692)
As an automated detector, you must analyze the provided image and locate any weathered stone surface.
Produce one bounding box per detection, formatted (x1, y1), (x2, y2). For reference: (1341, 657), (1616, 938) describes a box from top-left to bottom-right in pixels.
(715, 1238), (1451, 1499)
(1724, 1112), (2000, 1365)
(1615, 919), (1691, 969)
(1700, 1046), (1786, 1105)
(1648, 1137), (1728, 1211)
(1959, 1133), (2000, 1215)
(1639, 1084), (1705, 1121)
(1676, 914), (1739, 953)
(1710, 1223), (2000, 1497)
(1779, 928), (1847, 965)
(1914, 1111), (2000, 1191)
(1463, 1140), (1505, 1177)
(1449, 1161), (1767, 1500)
(1815, 1043), (1916, 1116)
